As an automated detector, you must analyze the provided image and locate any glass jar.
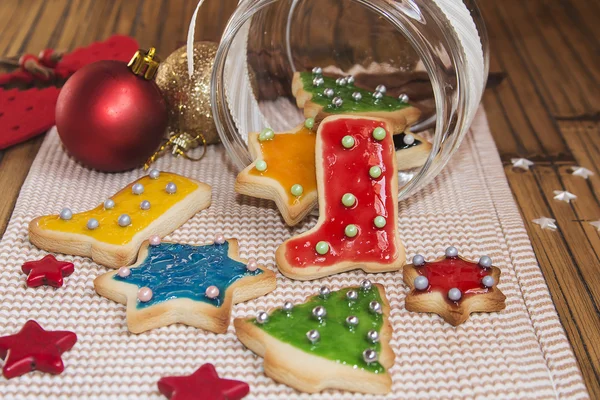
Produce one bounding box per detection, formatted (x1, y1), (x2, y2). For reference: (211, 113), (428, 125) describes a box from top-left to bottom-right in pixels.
(199, 0), (488, 199)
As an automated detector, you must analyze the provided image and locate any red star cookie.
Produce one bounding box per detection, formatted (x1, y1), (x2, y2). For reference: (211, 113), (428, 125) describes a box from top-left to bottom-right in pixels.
(21, 254), (74, 288)
(158, 363), (250, 400)
(0, 320), (77, 379)
(403, 246), (506, 326)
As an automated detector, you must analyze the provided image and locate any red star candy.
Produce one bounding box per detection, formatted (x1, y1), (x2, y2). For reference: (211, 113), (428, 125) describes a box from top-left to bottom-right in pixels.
(158, 363), (250, 400)
(0, 320), (77, 379)
(21, 254), (74, 288)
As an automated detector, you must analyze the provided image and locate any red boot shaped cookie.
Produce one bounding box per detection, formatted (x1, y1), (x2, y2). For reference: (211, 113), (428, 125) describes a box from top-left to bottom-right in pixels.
(403, 247), (506, 326)
(276, 115), (406, 280)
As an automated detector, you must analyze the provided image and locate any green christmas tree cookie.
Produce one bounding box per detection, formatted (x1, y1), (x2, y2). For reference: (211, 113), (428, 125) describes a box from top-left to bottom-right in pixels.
(234, 280), (394, 394)
(292, 69), (421, 132)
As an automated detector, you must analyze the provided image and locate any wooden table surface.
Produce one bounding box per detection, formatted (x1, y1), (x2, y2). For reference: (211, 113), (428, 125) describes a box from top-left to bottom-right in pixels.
(0, 0), (598, 397)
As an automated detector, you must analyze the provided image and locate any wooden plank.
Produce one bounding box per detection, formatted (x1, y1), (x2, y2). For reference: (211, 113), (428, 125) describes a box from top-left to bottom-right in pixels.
(0, 137), (43, 236)
(532, 1), (600, 117)
(505, 165), (600, 398)
(480, 1), (572, 159)
(559, 121), (600, 201)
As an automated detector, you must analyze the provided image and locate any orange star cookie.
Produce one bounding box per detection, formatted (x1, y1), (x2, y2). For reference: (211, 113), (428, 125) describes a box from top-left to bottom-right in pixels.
(403, 246), (506, 326)
(235, 120), (317, 226)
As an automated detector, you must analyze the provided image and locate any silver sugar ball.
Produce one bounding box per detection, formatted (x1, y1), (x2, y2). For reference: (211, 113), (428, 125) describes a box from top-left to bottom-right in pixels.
(445, 246), (459, 257)
(372, 91), (383, 100)
(346, 315), (359, 327)
(132, 183), (144, 195)
(148, 169), (160, 179)
(140, 200), (151, 210)
(86, 218), (99, 230)
(363, 349), (378, 364)
(479, 255), (493, 268)
(323, 88), (334, 98)
(306, 329), (320, 343)
(312, 66), (322, 75)
(367, 330), (380, 343)
(346, 75), (355, 85)
(312, 305), (327, 320)
(256, 311), (269, 324)
(403, 134), (415, 145)
(59, 208), (73, 220)
(118, 214), (132, 227)
(360, 279), (372, 291)
(414, 276), (429, 291)
(352, 92), (362, 102)
(398, 93), (410, 103)
(283, 301), (294, 313)
(448, 288), (462, 301)
(104, 199), (115, 210)
(165, 182), (177, 194)
(482, 275), (496, 288)
(412, 254), (425, 266)
(312, 76), (324, 87)
(335, 77), (348, 86)
(346, 290), (358, 301)
(319, 286), (331, 298)
(375, 84), (387, 94)
(332, 97), (343, 108)
(369, 301), (382, 314)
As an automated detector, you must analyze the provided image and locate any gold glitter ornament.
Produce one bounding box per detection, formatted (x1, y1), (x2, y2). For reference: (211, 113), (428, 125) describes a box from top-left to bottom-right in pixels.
(155, 42), (220, 145)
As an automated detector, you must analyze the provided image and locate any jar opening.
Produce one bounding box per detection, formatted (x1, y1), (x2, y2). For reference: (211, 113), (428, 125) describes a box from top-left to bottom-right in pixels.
(209, 0), (487, 199)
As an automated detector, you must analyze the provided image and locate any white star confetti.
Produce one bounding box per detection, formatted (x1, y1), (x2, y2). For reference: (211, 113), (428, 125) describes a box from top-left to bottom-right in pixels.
(589, 220), (600, 231)
(533, 217), (557, 231)
(553, 190), (577, 203)
(570, 166), (594, 179)
(511, 158), (534, 170)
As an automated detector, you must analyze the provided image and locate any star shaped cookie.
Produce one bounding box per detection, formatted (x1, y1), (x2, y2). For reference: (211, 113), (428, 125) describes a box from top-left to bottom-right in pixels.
(235, 122), (318, 226)
(94, 238), (276, 333)
(403, 247), (506, 326)
(0, 320), (77, 379)
(21, 254), (74, 288)
(158, 363), (249, 400)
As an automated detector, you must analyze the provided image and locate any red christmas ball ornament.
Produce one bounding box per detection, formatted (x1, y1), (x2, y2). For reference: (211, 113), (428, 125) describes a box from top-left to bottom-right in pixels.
(56, 48), (167, 172)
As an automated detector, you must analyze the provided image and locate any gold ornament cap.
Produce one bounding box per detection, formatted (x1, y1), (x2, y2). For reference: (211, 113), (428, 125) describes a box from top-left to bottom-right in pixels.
(127, 47), (160, 80)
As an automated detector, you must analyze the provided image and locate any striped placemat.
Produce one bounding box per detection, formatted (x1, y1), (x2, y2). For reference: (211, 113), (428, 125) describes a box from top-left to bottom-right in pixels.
(0, 108), (588, 399)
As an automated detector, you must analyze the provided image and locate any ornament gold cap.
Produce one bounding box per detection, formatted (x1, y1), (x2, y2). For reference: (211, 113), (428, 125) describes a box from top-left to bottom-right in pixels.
(128, 47), (160, 80)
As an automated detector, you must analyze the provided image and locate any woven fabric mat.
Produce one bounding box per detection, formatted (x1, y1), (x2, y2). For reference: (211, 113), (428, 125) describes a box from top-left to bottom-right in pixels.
(0, 108), (588, 399)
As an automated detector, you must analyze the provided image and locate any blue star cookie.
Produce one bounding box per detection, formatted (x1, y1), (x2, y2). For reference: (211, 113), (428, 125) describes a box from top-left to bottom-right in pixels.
(94, 239), (276, 334)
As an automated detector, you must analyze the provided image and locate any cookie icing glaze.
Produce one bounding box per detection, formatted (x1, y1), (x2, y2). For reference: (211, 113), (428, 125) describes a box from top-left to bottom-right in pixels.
(284, 118), (399, 268)
(253, 285), (385, 373)
(299, 72), (410, 114)
(35, 173), (198, 245)
(113, 242), (262, 309)
(415, 255), (492, 303)
(248, 126), (316, 205)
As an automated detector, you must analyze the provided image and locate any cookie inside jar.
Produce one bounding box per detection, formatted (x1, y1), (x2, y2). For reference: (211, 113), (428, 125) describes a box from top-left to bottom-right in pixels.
(211, 0), (488, 199)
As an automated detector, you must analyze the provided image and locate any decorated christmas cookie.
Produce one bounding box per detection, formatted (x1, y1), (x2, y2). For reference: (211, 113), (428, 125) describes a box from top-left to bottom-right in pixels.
(94, 238), (276, 333)
(403, 247), (506, 326)
(158, 363), (250, 400)
(394, 130), (432, 170)
(234, 281), (394, 394)
(28, 170), (211, 269)
(276, 115), (406, 280)
(235, 121), (317, 226)
(292, 69), (421, 132)
(21, 254), (75, 288)
(0, 320), (77, 379)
